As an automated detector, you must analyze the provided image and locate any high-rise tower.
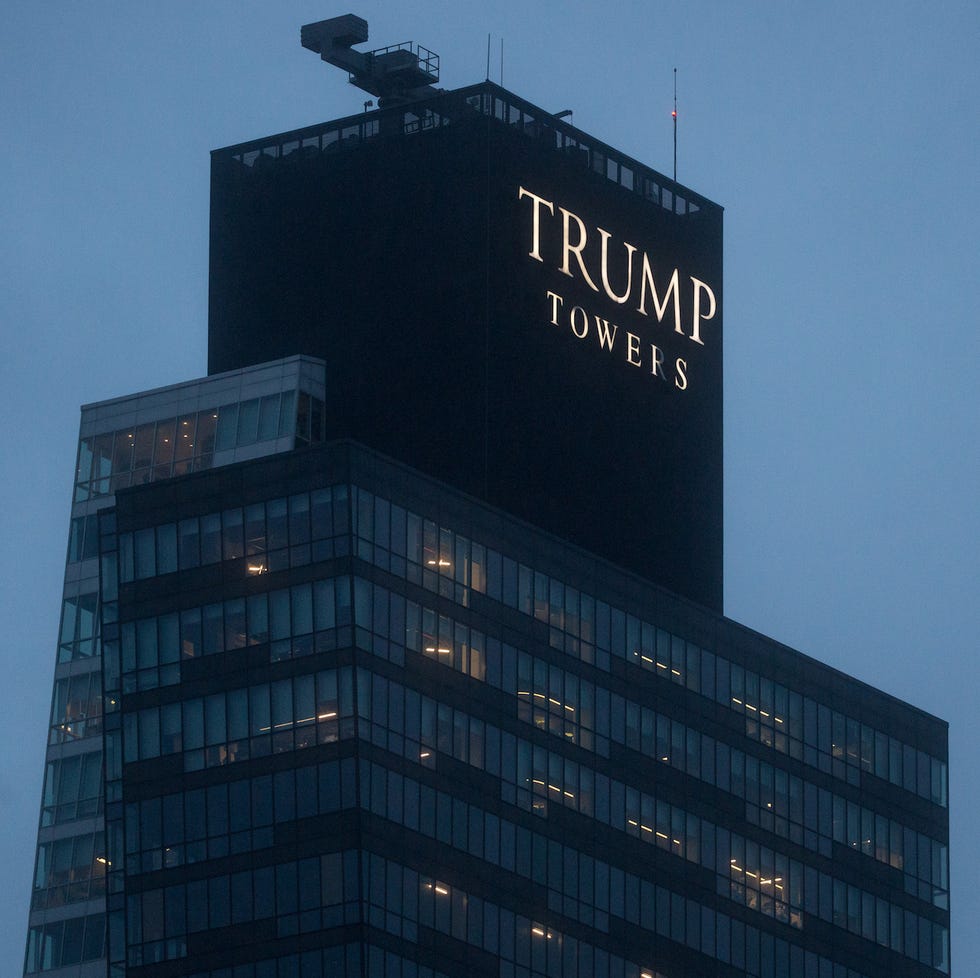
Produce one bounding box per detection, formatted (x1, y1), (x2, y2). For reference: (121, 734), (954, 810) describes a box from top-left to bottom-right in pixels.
(24, 18), (948, 978)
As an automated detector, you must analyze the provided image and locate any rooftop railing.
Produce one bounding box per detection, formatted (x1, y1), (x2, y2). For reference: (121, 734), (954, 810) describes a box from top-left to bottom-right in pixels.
(214, 81), (719, 219)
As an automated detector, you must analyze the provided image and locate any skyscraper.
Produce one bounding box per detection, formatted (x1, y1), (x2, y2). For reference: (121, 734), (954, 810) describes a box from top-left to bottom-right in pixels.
(24, 17), (948, 978)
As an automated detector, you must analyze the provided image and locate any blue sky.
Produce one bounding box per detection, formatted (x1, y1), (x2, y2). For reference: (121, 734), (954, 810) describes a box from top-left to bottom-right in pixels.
(2, 2), (977, 973)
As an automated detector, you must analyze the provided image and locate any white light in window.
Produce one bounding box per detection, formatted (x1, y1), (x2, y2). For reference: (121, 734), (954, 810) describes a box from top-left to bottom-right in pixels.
(420, 751), (430, 759)
(434, 885), (448, 895)
(317, 712), (337, 720)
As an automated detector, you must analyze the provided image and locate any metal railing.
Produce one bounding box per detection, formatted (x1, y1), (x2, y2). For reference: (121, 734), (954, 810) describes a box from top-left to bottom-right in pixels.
(215, 81), (719, 219)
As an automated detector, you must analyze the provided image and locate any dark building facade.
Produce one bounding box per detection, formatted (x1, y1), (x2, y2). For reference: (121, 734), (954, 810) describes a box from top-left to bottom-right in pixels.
(25, 32), (948, 978)
(207, 81), (724, 613)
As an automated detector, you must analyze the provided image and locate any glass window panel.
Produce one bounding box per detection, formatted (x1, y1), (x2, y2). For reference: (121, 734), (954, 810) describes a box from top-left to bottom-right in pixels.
(173, 414), (197, 465)
(196, 408), (218, 456)
(268, 498), (288, 549)
(90, 432), (114, 494)
(222, 508), (244, 560)
(289, 493), (311, 545)
(110, 430), (133, 477)
(296, 392), (311, 442)
(183, 699), (204, 749)
(278, 390), (296, 436)
(238, 398), (260, 445)
(269, 588), (290, 641)
(247, 593), (269, 644)
(202, 603), (224, 654)
(156, 524), (177, 574)
(131, 422), (155, 474)
(205, 694), (226, 746)
(214, 404), (238, 452)
(135, 527), (155, 579)
(271, 678), (293, 727)
(153, 418), (176, 473)
(311, 489), (333, 541)
(200, 513), (222, 564)
(68, 515), (97, 564)
(76, 436), (95, 488)
(292, 584), (313, 635)
(224, 597), (246, 649)
(294, 674), (315, 726)
(178, 518), (200, 569)
(257, 394), (280, 440)
(181, 607), (201, 659)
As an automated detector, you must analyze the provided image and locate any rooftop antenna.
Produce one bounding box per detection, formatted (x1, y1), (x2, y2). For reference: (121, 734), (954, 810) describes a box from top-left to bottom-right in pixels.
(500, 37), (504, 87)
(486, 33), (491, 81)
(301, 14), (440, 107)
(672, 67), (678, 182)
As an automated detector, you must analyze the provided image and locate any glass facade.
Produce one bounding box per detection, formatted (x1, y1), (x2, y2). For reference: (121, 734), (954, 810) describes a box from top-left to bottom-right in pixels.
(93, 442), (948, 978)
(24, 357), (326, 978)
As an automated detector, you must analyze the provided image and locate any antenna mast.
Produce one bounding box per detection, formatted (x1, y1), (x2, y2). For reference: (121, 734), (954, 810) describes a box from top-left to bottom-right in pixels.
(672, 67), (677, 182)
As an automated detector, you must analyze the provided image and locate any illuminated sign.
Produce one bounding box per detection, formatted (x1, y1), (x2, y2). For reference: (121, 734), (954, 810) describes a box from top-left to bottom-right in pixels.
(518, 186), (718, 392)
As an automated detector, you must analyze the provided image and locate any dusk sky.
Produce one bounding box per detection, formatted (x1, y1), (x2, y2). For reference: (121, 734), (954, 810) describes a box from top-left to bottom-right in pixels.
(2, 2), (976, 974)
